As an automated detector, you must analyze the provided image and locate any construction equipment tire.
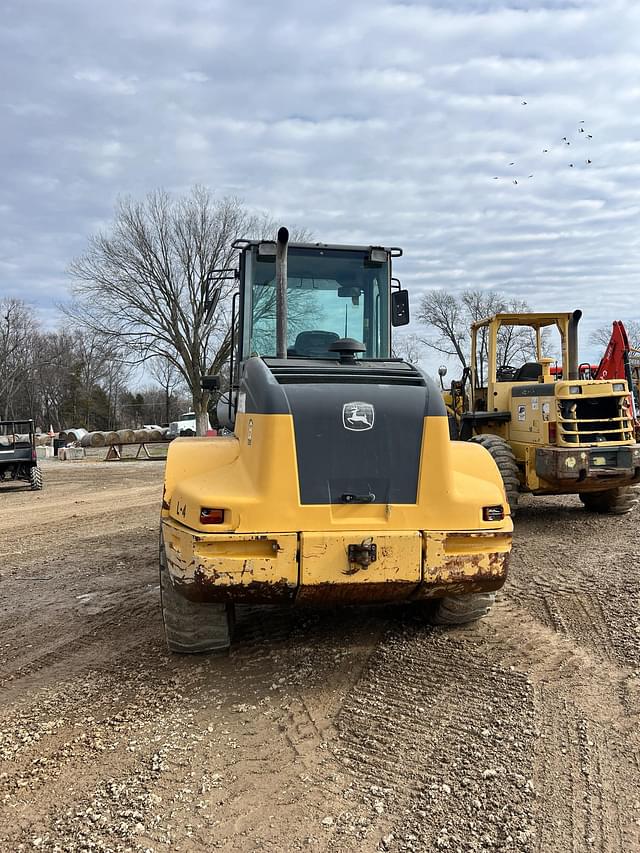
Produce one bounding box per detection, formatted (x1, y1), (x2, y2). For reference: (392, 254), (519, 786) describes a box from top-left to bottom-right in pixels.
(431, 592), (496, 625)
(470, 433), (519, 513)
(29, 465), (43, 491)
(159, 532), (234, 653)
(579, 486), (639, 515)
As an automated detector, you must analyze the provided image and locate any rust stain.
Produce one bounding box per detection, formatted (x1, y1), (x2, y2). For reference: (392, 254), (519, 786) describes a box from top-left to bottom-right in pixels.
(176, 571), (296, 603)
(296, 580), (419, 605)
(417, 550), (509, 599)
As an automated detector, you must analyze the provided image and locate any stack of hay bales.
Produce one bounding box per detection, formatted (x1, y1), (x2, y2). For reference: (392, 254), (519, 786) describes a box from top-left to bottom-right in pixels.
(70, 428), (170, 447)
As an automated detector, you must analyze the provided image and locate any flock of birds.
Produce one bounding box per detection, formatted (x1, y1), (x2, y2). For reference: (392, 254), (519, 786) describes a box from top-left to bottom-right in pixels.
(493, 100), (594, 184)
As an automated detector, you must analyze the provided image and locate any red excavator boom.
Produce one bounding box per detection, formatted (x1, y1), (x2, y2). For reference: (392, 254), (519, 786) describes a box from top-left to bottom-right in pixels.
(594, 320), (638, 423)
(594, 320), (631, 381)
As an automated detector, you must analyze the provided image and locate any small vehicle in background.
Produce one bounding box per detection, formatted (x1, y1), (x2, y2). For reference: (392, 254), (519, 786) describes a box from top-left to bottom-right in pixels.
(168, 412), (197, 437)
(0, 419), (43, 490)
(168, 412), (213, 437)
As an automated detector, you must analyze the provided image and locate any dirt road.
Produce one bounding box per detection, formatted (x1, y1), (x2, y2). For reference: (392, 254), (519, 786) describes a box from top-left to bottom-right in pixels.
(1, 461), (639, 852)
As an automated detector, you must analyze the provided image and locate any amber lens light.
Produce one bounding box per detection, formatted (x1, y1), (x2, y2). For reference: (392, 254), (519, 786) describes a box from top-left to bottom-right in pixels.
(482, 505), (504, 522)
(200, 508), (224, 524)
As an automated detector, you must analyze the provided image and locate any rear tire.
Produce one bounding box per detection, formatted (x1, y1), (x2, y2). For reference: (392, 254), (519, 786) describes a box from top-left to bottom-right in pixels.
(579, 486), (639, 515)
(431, 592), (496, 625)
(29, 465), (43, 491)
(470, 434), (519, 514)
(159, 531), (234, 653)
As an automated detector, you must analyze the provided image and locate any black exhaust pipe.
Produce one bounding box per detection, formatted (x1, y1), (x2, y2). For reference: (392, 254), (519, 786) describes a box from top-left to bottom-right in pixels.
(568, 309), (582, 380)
(275, 227), (289, 359)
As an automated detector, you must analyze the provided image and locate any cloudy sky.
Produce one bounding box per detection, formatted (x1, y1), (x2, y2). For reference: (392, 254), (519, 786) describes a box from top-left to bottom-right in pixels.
(2, 0), (640, 372)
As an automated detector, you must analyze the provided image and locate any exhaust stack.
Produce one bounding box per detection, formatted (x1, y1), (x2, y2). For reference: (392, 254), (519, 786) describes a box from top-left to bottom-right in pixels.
(275, 226), (289, 359)
(567, 309), (582, 380)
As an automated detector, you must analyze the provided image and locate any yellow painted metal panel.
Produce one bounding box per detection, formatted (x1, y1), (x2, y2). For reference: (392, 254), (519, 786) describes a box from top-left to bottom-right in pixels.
(300, 531), (422, 586)
(163, 521), (298, 590)
(163, 414), (513, 536)
(418, 530), (510, 598)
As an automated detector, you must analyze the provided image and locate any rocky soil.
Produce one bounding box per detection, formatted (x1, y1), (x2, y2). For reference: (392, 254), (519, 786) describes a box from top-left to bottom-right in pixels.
(0, 460), (639, 852)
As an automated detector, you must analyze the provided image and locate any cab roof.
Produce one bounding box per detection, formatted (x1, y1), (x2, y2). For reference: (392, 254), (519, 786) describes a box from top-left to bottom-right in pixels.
(472, 312), (575, 330)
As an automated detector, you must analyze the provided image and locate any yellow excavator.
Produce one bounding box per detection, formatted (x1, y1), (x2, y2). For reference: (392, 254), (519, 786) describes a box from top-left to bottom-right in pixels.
(444, 311), (640, 515)
(160, 230), (513, 652)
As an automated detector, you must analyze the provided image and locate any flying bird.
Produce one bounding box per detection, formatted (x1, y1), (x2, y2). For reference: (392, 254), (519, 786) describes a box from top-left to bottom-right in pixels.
(528, 174), (534, 178)
(562, 137), (567, 141)
(543, 149), (549, 153)
(521, 100), (527, 105)
(513, 179), (518, 184)
(578, 127), (585, 133)
(587, 134), (593, 138)
(579, 120), (585, 123)
(493, 176), (499, 179)
(509, 162), (515, 165)
(586, 159), (592, 164)
(569, 163), (574, 167)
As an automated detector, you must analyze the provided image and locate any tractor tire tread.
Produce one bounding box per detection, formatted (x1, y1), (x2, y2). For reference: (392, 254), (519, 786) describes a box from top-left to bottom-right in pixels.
(431, 592), (496, 625)
(29, 466), (43, 490)
(469, 433), (520, 512)
(580, 486), (639, 515)
(160, 531), (233, 653)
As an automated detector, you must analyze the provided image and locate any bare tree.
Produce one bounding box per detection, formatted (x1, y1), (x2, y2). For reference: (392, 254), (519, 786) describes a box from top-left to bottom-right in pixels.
(416, 290), (468, 367)
(590, 320), (640, 351)
(67, 189), (250, 435)
(417, 288), (540, 383)
(0, 298), (39, 420)
(392, 332), (425, 364)
(148, 356), (185, 425)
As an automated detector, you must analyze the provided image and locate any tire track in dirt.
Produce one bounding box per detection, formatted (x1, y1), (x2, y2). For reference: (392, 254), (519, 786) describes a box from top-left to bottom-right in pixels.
(479, 595), (640, 853)
(335, 621), (537, 852)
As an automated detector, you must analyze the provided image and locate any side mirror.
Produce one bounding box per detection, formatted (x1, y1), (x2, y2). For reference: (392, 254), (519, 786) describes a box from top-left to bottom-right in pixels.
(201, 374), (221, 392)
(391, 289), (410, 326)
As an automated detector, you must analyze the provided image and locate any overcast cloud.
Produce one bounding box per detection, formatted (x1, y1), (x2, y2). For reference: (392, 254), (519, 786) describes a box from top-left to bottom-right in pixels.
(2, 0), (640, 370)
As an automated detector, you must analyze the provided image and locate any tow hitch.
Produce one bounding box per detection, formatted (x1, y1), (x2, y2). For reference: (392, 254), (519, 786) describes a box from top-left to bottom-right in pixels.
(345, 538), (377, 574)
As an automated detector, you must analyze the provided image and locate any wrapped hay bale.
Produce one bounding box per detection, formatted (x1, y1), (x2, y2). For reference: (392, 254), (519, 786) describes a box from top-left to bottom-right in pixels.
(104, 431), (119, 445)
(133, 429), (150, 443)
(116, 429), (135, 444)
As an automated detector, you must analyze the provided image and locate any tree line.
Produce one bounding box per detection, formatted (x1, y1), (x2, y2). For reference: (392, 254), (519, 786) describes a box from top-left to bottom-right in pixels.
(0, 298), (190, 431)
(1, 185), (635, 433)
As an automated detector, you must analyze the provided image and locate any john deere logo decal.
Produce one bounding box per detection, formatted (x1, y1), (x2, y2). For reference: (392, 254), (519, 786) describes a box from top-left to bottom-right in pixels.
(343, 402), (374, 431)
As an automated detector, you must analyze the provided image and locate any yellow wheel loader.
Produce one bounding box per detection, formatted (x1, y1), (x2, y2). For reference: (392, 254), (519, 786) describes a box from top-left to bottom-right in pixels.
(445, 311), (640, 516)
(160, 230), (512, 653)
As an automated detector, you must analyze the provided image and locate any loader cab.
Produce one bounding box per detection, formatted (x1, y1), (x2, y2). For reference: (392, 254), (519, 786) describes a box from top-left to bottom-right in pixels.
(469, 312), (577, 415)
(234, 241), (406, 362)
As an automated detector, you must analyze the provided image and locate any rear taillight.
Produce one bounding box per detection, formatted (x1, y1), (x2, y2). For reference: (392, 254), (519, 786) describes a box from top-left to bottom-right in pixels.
(483, 505), (505, 522)
(548, 423), (557, 443)
(200, 508), (224, 524)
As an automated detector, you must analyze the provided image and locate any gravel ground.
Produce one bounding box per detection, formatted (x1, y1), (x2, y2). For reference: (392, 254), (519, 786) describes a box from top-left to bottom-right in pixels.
(0, 459), (639, 852)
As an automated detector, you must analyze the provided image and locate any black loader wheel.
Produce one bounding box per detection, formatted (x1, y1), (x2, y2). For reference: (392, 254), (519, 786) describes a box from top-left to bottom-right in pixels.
(579, 486), (639, 516)
(431, 592), (496, 625)
(159, 531), (234, 653)
(29, 465), (43, 491)
(470, 433), (520, 514)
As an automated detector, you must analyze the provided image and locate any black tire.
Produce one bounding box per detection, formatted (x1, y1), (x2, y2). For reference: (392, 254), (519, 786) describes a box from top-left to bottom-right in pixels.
(159, 531), (234, 653)
(29, 465), (43, 491)
(470, 433), (520, 514)
(579, 486), (639, 515)
(431, 592), (496, 625)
